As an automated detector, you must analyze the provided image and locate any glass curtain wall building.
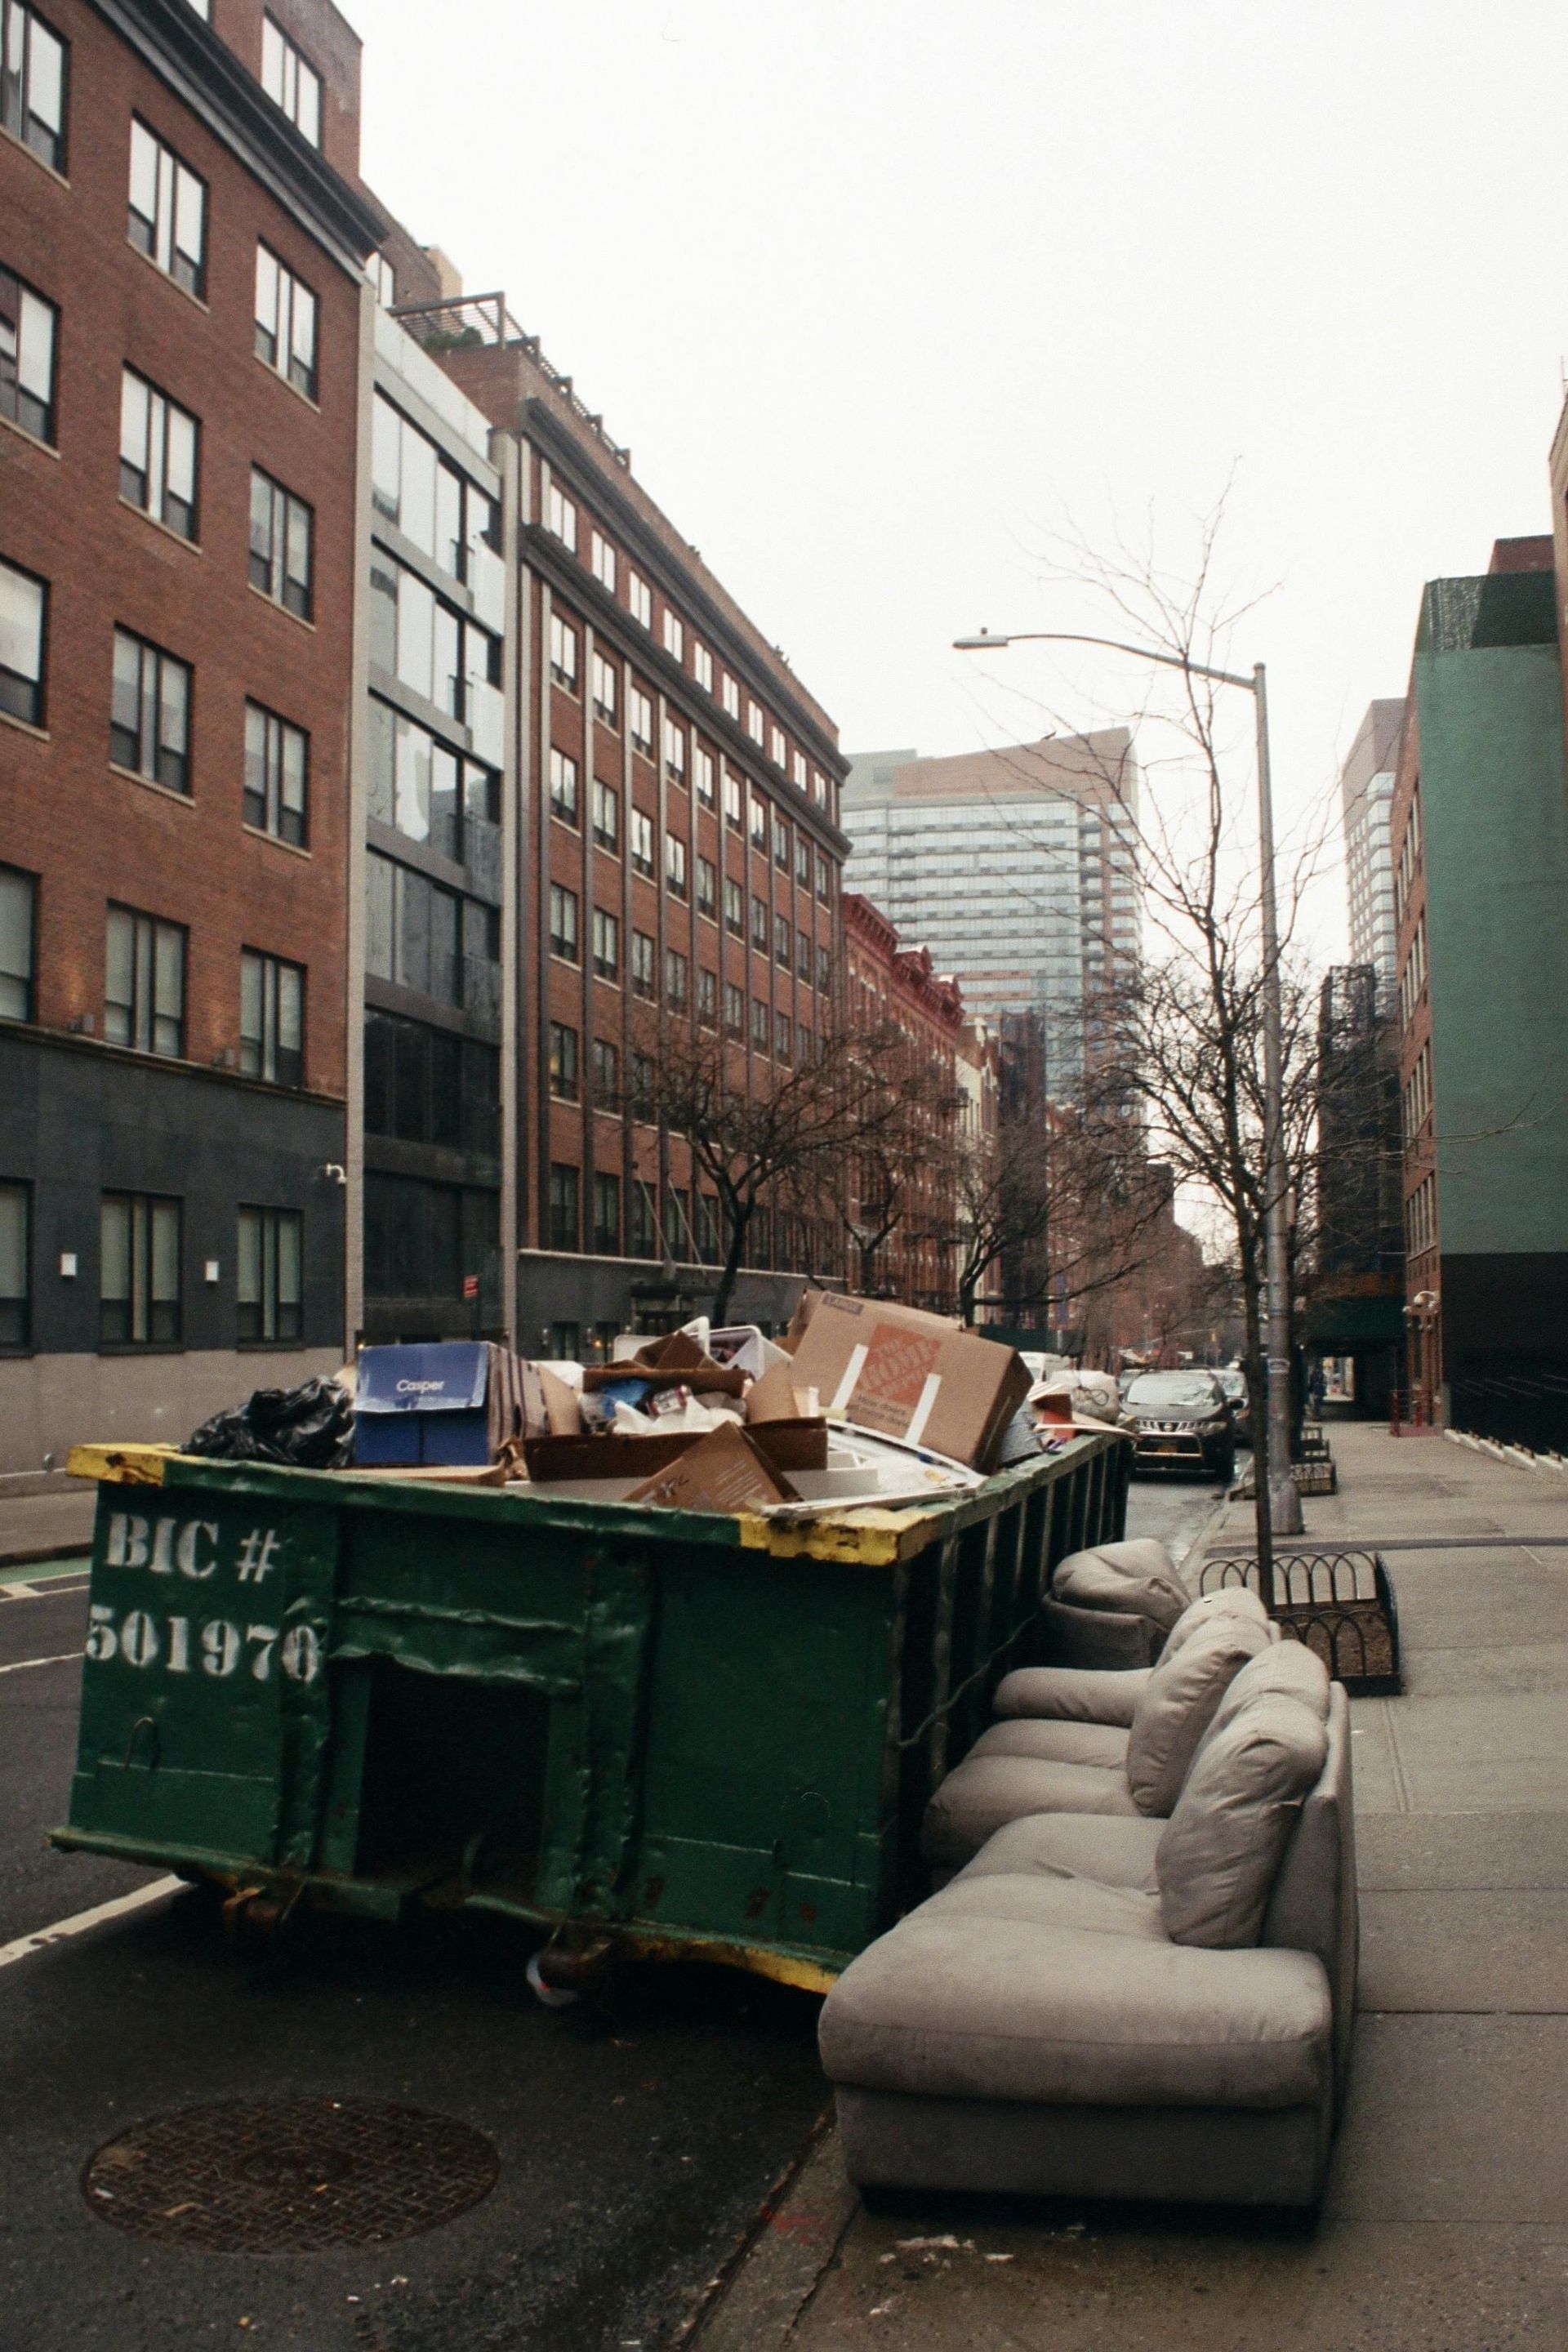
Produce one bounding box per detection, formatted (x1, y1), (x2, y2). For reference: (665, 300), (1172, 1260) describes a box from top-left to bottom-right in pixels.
(1340, 699), (1405, 1010)
(841, 731), (1139, 1092)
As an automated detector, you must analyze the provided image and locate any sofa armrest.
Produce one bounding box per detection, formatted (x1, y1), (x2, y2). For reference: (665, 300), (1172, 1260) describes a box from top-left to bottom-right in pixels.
(994, 1666), (1152, 1726)
(1040, 1596), (1165, 1670)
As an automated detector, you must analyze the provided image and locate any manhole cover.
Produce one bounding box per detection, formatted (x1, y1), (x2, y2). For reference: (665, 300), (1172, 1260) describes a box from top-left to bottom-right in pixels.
(82, 2097), (499, 2252)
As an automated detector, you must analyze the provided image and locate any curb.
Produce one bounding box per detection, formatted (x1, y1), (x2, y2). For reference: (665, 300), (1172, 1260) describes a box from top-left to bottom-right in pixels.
(684, 2119), (858, 2350)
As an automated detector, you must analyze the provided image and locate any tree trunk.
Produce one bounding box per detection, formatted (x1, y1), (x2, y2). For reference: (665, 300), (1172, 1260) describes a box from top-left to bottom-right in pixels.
(711, 1196), (753, 1327)
(1236, 1227), (1275, 1610)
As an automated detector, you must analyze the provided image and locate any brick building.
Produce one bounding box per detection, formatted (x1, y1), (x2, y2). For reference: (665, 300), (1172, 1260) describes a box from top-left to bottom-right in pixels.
(388, 291), (851, 1354)
(0, 0), (383, 1468)
(842, 891), (964, 1310)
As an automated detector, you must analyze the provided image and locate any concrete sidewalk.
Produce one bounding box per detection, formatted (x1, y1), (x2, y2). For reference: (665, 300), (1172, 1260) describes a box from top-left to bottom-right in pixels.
(0, 1472), (94, 1569)
(696, 1423), (1568, 2351)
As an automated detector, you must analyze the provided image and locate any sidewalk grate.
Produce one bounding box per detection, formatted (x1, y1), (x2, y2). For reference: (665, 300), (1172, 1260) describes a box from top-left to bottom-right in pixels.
(82, 2096), (499, 2252)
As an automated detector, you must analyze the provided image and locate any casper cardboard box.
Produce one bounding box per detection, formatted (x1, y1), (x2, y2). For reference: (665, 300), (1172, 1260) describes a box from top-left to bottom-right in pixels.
(625, 1421), (798, 1514)
(786, 1295), (1030, 1472)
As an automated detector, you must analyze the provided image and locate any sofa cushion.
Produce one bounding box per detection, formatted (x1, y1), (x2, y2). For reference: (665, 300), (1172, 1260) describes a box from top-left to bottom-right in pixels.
(818, 1914), (1333, 2111)
(967, 1718), (1130, 1770)
(1162, 1584), (1272, 1659)
(1053, 1541), (1191, 1633)
(993, 1664), (1152, 1726)
(1125, 1615), (1274, 1817)
(923, 1753), (1142, 1869)
(1040, 1595), (1164, 1672)
(924, 1869), (1165, 1940)
(956, 1811), (1163, 1892)
(1209, 1638), (1331, 1736)
(1157, 1690), (1330, 1949)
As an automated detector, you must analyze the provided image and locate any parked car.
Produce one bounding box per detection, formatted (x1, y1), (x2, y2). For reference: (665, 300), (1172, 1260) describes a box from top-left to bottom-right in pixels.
(1214, 1366), (1251, 1446)
(1122, 1370), (1237, 1481)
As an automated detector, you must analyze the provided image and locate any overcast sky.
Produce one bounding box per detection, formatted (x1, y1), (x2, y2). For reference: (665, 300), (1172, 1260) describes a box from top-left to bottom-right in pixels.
(363, 0), (1568, 959)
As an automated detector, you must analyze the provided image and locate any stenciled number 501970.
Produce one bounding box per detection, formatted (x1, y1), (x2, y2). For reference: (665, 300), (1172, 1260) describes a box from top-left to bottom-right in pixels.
(85, 1606), (322, 1684)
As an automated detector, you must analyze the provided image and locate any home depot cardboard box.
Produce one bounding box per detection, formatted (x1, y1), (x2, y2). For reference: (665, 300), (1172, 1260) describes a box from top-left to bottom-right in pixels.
(785, 1295), (1030, 1471)
(625, 1421), (799, 1514)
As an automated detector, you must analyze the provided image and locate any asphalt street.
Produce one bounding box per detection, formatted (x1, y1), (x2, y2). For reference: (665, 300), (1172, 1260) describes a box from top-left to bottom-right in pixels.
(0, 1472), (1225, 2351)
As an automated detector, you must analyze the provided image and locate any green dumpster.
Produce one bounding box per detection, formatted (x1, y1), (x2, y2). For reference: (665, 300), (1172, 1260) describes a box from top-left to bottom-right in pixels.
(54, 1432), (1129, 1992)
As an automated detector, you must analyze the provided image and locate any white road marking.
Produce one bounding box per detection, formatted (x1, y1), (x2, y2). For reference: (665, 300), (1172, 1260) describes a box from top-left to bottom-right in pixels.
(0, 1651), (79, 1676)
(0, 1878), (184, 1972)
(2, 1577), (90, 1602)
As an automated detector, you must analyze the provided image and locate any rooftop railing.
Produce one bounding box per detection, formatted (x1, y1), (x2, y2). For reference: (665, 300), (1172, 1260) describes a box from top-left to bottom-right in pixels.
(390, 294), (631, 469)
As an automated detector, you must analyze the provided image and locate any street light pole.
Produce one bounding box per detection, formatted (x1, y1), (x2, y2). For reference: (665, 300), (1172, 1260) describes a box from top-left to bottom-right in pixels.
(954, 626), (1304, 1578)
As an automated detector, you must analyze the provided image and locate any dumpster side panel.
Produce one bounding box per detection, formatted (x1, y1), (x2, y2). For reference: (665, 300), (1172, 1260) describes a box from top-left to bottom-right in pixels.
(66, 1486), (338, 1872)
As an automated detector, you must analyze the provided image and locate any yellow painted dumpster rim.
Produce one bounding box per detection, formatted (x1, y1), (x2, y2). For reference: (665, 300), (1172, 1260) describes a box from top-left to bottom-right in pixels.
(66, 1436), (1117, 1570)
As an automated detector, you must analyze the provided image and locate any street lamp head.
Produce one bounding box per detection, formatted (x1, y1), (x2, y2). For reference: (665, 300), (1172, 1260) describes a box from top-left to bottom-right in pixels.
(953, 630), (1009, 651)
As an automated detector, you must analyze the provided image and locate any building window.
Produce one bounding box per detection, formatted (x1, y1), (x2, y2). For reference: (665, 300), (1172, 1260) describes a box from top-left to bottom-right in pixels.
(797, 1019), (812, 1065)
(244, 702), (307, 844)
(105, 904), (184, 1056)
(366, 853), (463, 1004)
(721, 674), (740, 721)
(693, 642), (713, 695)
(370, 560), (501, 751)
(368, 701), (495, 865)
(549, 612), (578, 691)
(240, 947), (304, 1086)
(815, 850), (830, 899)
(369, 252), (395, 306)
(254, 243), (318, 399)
(665, 947), (688, 1009)
(724, 980), (743, 1038)
(629, 1174), (656, 1253)
(591, 649), (617, 726)
(2, 0), (66, 172)
(795, 835), (810, 886)
(697, 965), (717, 1026)
(694, 744), (715, 807)
(663, 1187), (690, 1260)
(363, 1013), (499, 1159)
(592, 1171), (621, 1255)
(664, 716), (686, 783)
(0, 265), (56, 443)
(630, 929), (655, 999)
(749, 793), (767, 847)
(249, 469), (313, 618)
(816, 942), (832, 992)
(128, 121), (205, 296)
(119, 368), (198, 539)
(549, 746), (580, 826)
(549, 1019), (579, 1102)
(592, 777), (619, 854)
(796, 927), (811, 979)
(549, 883), (579, 963)
(592, 906), (619, 980)
(372, 393), (500, 594)
(110, 629), (190, 791)
(261, 13), (321, 144)
(773, 814), (791, 870)
(662, 611), (684, 662)
(629, 570), (652, 629)
(773, 912), (791, 967)
(0, 862), (35, 1019)
(548, 1164), (579, 1252)
(100, 1192), (180, 1347)
(696, 855), (716, 920)
(723, 877), (743, 937)
(630, 685), (653, 756)
(546, 478), (577, 550)
(237, 1204), (302, 1342)
(592, 1034), (619, 1095)
(0, 1180), (28, 1348)
(722, 769), (742, 825)
(791, 751), (807, 790)
(590, 530), (616, 592)
(0, 555), (46, 726)
(751, 998), (769, 1052)
(775, 1010), (791, 1062)
(769, 724), (786, 768)
(665, 833), (687, 898)
(697, 1192), (720, 1263)
(630, 808), (654, 878)
(746, 699), (764, 746)
(751, 894), (768, 951)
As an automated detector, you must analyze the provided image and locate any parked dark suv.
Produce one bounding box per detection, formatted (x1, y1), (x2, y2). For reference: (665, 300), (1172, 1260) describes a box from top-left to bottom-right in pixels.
(1124, 1370), (1237, 1482)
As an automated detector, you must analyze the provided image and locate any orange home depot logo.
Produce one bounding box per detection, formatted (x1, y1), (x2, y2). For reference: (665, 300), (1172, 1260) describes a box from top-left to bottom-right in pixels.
(852, 1326), (943, 1436)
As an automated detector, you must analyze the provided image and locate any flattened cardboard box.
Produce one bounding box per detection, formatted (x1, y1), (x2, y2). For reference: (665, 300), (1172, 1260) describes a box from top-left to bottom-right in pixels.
(625, 1421), (799, 1514)
(786, 1294), (1030, 1470)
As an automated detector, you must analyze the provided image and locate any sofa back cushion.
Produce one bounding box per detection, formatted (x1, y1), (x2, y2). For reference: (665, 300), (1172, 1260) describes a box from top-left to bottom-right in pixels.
(1156, 1690), (1329, 1947)
(1162, 1584), (1272, 1659)
(1209, 1637), (1330, 1738)
(1052, 1540), (1190, 1633)
(1125, 1615), (1274, 1817)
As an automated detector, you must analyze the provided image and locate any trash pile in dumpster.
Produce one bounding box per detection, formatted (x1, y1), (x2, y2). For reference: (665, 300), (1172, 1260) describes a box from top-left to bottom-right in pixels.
(189, 1291), (1129, 1521)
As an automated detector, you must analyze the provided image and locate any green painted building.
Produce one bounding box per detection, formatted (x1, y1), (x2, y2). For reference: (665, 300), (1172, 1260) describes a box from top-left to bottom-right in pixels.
(1395, 549), (1568, 1432)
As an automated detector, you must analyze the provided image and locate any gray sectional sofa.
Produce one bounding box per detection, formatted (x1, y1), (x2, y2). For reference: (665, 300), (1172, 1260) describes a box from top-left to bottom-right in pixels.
(819, 1571), (1357, 2211)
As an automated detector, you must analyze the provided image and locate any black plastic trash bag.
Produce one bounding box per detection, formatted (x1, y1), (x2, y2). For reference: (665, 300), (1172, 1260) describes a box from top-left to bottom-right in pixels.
(185, 1377), (354, 1468)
